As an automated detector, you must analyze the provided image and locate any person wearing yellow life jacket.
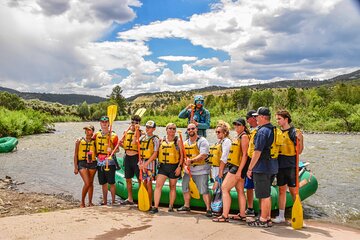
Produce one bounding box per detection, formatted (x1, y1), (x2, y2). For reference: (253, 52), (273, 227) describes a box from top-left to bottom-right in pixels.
(247, 107), (278, 228)
(73, 124), (97, 208)
(138, 120), (159, 210)
(150, 123), (184, 214)
(273, 110), (304, 224)
(95, 116), (119, 206)
(208, 121), (231, 192)
(119, 114), (142, 205)
(177, 123), (212, 218)
(213, 118), (249, 223)
(244, 110), (257, 217)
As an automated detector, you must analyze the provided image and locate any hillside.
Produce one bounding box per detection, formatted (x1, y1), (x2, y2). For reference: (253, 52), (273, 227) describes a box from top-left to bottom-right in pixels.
(0, 87), (107, 105)
(129, 69), (360, 107)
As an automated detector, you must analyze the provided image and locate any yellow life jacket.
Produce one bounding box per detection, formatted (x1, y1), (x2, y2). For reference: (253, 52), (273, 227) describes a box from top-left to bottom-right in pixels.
(208, 142), (222, 167)
(140, 135), (158, 159)
(269, 127), (284, 159)
(158, 137), (180, 164)
(124, 130), (138, 151)
(77, 138), (96, 161)
(279, 127), (299, 156)
(247, 128), (257, 158)
(95, 131), (117, 155)
(184, 138), (205, 166)
(227, 133), (245, 167)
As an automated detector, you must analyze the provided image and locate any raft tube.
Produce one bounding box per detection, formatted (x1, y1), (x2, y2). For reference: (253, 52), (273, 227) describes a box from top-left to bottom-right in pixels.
(114, 158), (318, 212)
(0, 137), (18, 153)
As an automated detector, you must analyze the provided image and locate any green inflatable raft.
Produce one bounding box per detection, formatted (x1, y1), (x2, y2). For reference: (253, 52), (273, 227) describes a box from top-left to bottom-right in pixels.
(0, 137), (18, 153)
(114, 158), (318, 212)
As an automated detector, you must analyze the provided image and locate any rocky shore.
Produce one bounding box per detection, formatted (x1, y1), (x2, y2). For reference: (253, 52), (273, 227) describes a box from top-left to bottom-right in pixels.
(0, 176), (79, 217)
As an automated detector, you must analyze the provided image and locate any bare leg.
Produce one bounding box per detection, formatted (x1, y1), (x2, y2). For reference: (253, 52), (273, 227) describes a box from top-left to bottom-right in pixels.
(154, 175), (167, 208)
(79, 169), (90, 207)
(88, 169), (97, 206)
(261, 197), (271, 221)
(183, 192), (191, 207)
(235, 178), (246, 217)
(126, 178), (133, 202)
(221, 173), (236, 218)
(278, 185), (287, 211)
(145, 179), (153, 206)
(202, 194), (211, 210)
(102, 184), (108, 205)
(110, 184), (116, 204)
(169, 178), (178, 208)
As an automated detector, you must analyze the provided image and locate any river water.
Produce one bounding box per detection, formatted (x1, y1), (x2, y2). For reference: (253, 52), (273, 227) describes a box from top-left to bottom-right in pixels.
(0, 121), (359, 228)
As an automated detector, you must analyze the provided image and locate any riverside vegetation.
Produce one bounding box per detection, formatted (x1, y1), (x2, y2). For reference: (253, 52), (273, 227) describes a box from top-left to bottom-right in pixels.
(1, 77), (360, 137)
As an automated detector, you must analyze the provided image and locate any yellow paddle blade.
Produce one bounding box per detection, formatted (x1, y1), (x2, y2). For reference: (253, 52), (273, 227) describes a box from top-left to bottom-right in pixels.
(291, 194), (303, 230)
(138, 182), (150, 211)
(189, 178), (200, 199)
(134, 108), (146, 117)
(107, 105), (118, 125)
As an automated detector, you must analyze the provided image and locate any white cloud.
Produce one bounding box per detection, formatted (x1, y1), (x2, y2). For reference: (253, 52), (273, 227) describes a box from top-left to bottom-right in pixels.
(158, 56), (198, 62)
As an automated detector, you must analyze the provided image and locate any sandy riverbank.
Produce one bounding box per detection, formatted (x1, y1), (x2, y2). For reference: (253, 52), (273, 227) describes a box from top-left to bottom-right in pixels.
(0, 205), (359, 240)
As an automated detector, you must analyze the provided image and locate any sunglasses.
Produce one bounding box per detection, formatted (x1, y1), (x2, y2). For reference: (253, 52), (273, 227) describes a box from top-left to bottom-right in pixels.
(167, 127), (176, 130)
(233, 123), (242, 126)
(146, 126), (153, 129)
(131, 121), (140, 124)
(216, 131), (222, 134)
(187, 127), (196, 131)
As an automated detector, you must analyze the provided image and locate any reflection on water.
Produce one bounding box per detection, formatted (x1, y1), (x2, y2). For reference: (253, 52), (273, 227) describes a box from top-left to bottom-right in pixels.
(0, 122), (359, 228)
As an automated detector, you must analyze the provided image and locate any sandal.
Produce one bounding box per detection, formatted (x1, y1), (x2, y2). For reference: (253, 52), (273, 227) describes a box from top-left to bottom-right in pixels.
(121, 199), (134, 205)
(247, 217), (271, 228)
(230, 213), (247, 221)
(212, 215), (229, 223)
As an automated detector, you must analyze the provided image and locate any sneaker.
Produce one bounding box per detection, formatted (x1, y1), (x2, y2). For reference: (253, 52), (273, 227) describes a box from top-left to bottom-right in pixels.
(177, 206), (191, 212)
(245, 208), (255, 217)
(120, 199), (134, 205)
(205, 210), (213, 217)
(272, 216), (286, 223)
(168, 206), (174, 212)
(149, 207), (158, 214)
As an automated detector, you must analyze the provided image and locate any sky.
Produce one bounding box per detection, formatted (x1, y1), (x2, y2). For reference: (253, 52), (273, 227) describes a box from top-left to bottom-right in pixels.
(0, 0), (360, 98)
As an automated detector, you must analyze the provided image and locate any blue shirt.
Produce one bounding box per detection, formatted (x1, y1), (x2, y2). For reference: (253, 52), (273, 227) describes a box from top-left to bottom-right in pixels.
(178, 107), (210, 137)
(253, 123), (278, 174)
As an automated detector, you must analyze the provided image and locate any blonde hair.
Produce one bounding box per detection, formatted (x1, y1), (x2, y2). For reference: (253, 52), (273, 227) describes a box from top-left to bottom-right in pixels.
(216, 120), (230, 137)
(166, 122), (176, 130)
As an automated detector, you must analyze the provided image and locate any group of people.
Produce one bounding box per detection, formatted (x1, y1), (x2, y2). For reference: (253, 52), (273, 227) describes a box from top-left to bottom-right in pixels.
(73, 94), (304, 228)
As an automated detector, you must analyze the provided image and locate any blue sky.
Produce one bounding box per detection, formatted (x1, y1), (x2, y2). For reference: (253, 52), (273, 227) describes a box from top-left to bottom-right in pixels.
(0, 0), (359, 97)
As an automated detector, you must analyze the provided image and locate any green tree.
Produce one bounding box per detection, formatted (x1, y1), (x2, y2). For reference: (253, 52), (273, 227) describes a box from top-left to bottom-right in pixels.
(326, 101), (353, 131)
(250, 90), (274, 109)
(108, 85), (127, 115)
(77, 101), (90, 120)
(287, 87), (297, 110)
(232, 87), (252, 110)
(0, 92), (26, 110)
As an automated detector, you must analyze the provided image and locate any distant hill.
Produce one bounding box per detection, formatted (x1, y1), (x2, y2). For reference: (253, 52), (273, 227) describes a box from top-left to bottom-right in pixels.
(129, 69), (360, 104)
(0, 87), (107, 105)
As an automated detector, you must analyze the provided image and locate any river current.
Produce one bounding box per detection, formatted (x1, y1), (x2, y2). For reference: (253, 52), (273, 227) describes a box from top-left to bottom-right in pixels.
(0, 121), (359, 228)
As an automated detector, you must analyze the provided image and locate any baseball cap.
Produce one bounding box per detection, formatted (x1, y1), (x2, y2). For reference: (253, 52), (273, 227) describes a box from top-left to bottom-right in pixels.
(145, 120), (156, 128)
(83, 124), (95, 132)
(232, 118), (246, 126)
(246, 110), (257, 119)
(100, 116), (109, 121)
(252, 107), (271, 116)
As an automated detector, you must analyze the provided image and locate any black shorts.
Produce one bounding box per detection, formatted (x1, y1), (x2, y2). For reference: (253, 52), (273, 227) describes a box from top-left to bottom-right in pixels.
(124, 154), (140, 179)
(277, 167), (296, 187)
(157, 163), (180, 179)
(97, 165), (116, 185)
(78, 161), (97, 170)
(240, 157), (251, 179)
(227, 163), (239, 174)
(253, 173), (275, 199)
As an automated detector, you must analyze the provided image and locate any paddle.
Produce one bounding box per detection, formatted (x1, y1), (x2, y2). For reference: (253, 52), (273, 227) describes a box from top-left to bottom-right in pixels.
(107, 108), (147, 160)
(177, 130), (200, 199)
(104, 105), (117, 171)
(136, 125), (150, 211)
(291, 137), (303, 229)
